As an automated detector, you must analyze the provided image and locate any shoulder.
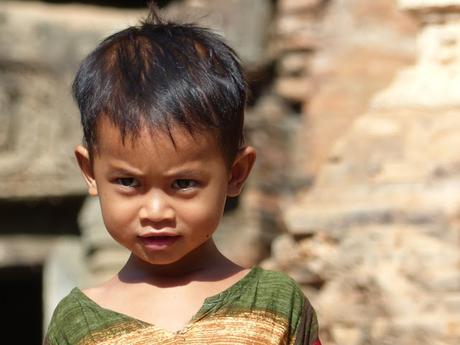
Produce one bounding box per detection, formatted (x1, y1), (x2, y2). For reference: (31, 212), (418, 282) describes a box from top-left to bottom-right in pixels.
(254, 267), (303, 290)
(48, 288), (89, 324)
(45, 287), (129, 344)
(252, 268), (320, 342)
(44, 286), (140, 345)
(253, 267), (305, 299)
(45, 288), (90, 344)
(246, 267), (309, 316)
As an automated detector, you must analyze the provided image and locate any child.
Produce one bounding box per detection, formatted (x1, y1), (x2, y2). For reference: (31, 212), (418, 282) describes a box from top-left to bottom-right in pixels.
(45, 5), (321, 345)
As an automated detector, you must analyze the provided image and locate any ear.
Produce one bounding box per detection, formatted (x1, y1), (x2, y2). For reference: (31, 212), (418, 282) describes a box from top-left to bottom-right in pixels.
(227, 146), (256, 197)
(75, 145), (98, 196)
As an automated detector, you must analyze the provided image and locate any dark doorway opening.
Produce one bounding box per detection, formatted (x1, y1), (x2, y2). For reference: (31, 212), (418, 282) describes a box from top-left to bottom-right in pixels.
(0, 196), (85, 236)
(40, 0), (175, 8)
(0, 265), (43, 344)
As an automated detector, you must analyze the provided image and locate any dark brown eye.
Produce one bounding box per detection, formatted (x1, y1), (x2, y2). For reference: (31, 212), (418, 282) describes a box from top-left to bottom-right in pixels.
(172, 179), (197, 190)
(116, 178), (139, 188)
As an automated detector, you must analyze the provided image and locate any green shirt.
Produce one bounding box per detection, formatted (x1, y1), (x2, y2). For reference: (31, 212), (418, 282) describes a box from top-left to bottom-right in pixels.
(45, 267), (321, 345)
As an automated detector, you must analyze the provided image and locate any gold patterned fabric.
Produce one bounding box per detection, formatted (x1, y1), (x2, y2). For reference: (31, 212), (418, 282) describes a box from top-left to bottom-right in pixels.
(44, 268), (321, 345)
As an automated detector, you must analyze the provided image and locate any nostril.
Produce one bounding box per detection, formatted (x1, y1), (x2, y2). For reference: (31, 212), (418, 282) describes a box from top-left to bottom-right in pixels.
(139, 195), (175, 222)
(139, 218), (176, 230)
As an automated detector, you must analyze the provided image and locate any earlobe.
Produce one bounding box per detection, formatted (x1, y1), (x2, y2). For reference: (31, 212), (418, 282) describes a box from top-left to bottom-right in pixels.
(75, 145), (98, 196)
(227, 146), (256, 197)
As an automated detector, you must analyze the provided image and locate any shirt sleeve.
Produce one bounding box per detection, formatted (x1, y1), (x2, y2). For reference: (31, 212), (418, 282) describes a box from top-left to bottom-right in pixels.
(43, 295), (74, 345)
(43, 315), (70, 345)
(43, 332), (57, 345)
(43, 325), (62, 345)
(293, 298), (322, 345)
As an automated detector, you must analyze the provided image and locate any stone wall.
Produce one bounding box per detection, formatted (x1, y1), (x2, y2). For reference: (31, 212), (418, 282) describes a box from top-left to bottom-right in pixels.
(264, 1), (460, 344)
(0, 2), (146, 198)
(272, 0), (417, 179)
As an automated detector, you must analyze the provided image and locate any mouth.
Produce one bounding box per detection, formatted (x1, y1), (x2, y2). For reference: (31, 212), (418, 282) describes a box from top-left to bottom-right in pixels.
(138, 234), (180, 250)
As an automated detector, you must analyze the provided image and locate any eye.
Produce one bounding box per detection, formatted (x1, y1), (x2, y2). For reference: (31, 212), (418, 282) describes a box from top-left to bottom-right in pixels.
(116, 177), (139, 188)
(172, 179), (197, 190)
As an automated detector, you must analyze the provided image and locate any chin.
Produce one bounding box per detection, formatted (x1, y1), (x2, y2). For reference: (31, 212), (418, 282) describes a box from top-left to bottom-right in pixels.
(138, 252), (184, 266)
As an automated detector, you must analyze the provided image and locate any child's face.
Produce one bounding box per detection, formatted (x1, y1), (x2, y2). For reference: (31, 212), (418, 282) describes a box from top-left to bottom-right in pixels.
(76, 118), (255, 266)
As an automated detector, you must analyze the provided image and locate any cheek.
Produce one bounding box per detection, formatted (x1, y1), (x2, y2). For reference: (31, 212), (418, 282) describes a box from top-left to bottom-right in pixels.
(98, 194), (138, 239)
(179, 191), (226, 233)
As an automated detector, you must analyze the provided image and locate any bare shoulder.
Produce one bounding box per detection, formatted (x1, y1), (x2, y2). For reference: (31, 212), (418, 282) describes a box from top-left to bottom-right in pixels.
(215, 266), (250, 285)
(80, 286), (101, 303)
(195, 262), (251, 295)
(80, 278), (120, 306)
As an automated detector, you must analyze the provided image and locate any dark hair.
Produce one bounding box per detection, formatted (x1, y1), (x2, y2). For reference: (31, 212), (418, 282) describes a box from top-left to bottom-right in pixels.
(72, 6), (247, 164)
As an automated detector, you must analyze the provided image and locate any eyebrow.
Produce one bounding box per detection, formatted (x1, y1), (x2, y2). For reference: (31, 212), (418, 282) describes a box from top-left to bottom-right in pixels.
(105, 162), (144, 176)
(162, 167), (208, 178)
(105, 161), (209, 178)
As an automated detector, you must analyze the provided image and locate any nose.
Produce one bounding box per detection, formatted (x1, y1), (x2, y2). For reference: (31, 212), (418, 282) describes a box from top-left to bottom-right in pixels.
(139, 191), (175, 223)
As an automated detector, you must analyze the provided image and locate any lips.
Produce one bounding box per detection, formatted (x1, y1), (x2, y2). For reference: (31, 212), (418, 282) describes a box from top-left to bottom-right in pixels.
(138, 234), (180, 250)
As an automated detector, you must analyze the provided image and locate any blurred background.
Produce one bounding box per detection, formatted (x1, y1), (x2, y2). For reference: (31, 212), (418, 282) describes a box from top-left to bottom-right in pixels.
(0, 0), (459, 344)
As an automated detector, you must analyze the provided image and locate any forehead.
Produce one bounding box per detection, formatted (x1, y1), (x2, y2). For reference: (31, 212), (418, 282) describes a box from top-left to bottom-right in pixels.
(94, 117), (225, 164)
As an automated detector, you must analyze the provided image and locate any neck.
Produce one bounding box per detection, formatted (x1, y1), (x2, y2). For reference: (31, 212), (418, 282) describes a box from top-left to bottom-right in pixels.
(117, 239), (242, 285)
